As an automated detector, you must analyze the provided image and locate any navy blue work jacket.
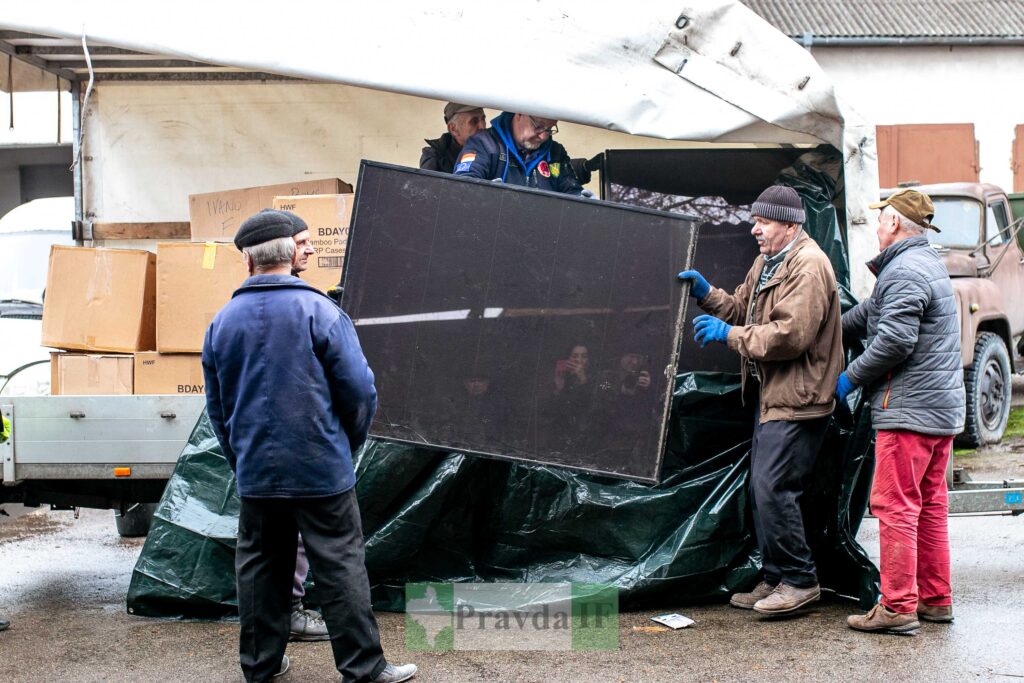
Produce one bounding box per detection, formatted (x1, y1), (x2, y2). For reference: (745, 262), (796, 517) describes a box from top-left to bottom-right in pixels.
(202, 274), (377, 498)
(453, 111), (583, 195)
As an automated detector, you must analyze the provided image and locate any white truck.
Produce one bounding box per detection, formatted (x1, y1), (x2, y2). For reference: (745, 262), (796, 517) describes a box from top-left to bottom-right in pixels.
(1, 1), (1018, 526)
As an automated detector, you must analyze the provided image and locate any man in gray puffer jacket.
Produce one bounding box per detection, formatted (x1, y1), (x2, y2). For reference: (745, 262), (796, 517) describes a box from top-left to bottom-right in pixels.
(837, 188), (965, 634)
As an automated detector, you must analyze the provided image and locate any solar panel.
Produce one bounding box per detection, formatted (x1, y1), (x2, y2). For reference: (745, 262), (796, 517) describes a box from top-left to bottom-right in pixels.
(342, 162), (698, 483)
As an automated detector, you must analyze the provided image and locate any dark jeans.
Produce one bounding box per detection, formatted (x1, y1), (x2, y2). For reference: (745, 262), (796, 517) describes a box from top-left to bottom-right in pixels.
(236, 490), (387, 683)
(750, 410), (828, 589)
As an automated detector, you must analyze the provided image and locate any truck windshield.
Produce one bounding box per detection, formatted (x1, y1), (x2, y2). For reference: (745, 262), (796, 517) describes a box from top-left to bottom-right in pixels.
(929, 198), (982, 248)
(0, 231), (71, 304)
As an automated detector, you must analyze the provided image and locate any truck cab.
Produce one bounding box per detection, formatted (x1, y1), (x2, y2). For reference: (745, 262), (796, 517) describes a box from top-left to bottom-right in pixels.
(881, 183), (1022, 447)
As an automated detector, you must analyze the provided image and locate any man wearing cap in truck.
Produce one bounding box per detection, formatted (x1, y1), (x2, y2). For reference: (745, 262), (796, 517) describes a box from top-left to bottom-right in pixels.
(420, 102), (487, 173)
(677, 185), (844, 617)
(202, 209), (416, 682)
(838, 188), (964, 634)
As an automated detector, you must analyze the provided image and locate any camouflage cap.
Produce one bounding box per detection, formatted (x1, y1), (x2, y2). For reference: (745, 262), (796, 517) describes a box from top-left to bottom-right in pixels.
(443, 102), (483, 122)
(869, 188), (941, 233)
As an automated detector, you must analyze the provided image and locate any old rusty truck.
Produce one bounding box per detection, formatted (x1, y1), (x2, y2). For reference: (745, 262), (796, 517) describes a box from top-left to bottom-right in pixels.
(881, 183), (1022, 449)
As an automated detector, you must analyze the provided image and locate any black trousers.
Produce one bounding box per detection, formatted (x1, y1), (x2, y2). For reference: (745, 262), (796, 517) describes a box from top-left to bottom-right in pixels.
(749, 410), (829, 589)
(236, 490), (387, 683)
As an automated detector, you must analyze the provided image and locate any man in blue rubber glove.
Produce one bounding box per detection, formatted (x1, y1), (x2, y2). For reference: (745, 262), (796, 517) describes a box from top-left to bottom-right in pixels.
(677, 185), (844, 617)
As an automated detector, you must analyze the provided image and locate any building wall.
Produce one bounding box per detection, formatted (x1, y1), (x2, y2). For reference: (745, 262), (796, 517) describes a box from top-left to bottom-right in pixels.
(811, 45), (1024, 193)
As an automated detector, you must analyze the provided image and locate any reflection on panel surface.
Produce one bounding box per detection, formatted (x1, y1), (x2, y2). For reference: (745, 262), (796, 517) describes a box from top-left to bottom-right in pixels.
(342, 162), (697, 482)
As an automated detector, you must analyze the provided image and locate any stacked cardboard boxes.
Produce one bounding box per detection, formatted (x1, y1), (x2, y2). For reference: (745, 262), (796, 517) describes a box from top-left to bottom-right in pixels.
(44, 245), (156, 394)
(42, 178), (354, 395)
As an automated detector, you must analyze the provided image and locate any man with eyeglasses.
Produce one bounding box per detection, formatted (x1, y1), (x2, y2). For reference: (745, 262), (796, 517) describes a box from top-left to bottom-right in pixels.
(453, 111), (585, 195)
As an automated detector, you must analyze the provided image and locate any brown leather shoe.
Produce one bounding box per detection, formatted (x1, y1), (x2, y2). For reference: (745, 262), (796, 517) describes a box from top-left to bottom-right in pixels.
(917, 603), (954, 623)
(847, 604), (920, 633)
(752, 583), (820, 615)
(730, 580), (776, 609)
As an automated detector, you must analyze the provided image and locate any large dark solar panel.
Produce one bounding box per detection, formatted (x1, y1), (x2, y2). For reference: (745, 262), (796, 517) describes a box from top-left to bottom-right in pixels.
(341, 162), (698, 483)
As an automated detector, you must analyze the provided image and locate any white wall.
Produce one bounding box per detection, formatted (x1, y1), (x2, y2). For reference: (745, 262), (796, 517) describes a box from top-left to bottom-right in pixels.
(811, 45), (1024, 192)
(82, 82), (729, 223)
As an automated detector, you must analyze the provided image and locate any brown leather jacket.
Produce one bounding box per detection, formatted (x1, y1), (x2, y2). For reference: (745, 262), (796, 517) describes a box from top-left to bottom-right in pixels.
(700, 231), (843, 422)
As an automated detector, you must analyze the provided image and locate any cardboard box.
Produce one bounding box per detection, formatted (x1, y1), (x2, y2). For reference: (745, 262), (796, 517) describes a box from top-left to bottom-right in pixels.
(42, 246), (156, 352)
(189, 178), (353, 242)
(133, 353), (205, 395)
(272, 194), (353, 292)
(50, 353), (134, 395)
(156, 242), (248, 352)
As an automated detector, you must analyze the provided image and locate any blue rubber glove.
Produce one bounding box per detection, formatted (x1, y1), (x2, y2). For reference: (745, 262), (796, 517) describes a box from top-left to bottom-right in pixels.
(677, 270), (711, 300)
(693, 314), (732, 348)
(835, 371), (856, 403)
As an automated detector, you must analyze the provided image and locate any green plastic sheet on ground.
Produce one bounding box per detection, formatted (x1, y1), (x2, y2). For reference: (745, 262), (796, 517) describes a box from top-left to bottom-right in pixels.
(127, 152), (881, 617)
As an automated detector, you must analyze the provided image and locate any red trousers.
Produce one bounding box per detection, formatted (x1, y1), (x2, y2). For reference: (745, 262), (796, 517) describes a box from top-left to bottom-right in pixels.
(871, 430), (953, 614)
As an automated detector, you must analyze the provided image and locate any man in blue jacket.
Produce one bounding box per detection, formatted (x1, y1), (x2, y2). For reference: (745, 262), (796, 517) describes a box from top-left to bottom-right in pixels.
(453, 111), (584, 195)
(203, 210), (416, 683)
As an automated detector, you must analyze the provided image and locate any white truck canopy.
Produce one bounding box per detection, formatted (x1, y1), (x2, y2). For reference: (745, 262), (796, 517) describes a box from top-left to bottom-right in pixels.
(0, 0), (879, 296)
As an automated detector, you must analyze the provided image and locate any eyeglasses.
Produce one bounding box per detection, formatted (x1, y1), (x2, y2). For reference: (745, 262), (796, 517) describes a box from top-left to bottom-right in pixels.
(528, 116), (558, 136)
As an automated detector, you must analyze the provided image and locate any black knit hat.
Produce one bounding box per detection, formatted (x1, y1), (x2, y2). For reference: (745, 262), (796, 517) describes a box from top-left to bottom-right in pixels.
(233, 209), (308, 250)
(751, 185), (806, 224)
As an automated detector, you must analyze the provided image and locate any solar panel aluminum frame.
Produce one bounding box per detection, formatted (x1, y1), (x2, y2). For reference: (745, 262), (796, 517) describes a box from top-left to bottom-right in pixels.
(341, 161), (699, 484)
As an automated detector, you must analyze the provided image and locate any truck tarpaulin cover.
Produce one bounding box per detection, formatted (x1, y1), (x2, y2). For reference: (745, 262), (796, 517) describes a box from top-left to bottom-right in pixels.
(126, 162), (880, 617)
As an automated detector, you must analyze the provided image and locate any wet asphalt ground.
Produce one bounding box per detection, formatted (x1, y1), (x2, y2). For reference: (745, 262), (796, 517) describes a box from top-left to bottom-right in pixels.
(1, 505), (1022, 682)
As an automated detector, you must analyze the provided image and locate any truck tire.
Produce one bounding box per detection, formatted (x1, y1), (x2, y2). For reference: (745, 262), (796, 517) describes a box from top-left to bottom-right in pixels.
(957, 331), (1012, 449)
(114, 503), (157, 537)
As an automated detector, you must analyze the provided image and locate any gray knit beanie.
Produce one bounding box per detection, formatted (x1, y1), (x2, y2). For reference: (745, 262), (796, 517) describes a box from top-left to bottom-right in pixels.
(233, 209), (308, 250)
(751, 185), (806, 224)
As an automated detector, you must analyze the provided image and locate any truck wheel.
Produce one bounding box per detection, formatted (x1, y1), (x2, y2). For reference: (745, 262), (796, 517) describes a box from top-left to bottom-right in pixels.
(957, 331), (1012, 449)
(114, 503), (157, 537)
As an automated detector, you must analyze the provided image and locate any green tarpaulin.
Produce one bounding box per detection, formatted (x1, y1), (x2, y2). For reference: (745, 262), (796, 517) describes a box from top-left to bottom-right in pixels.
(127, 154), (880, 617)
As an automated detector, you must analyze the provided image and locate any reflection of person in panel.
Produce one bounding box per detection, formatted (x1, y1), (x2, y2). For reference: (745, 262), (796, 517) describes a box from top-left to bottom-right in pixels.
(553, 344), (590, 394)
(592, 352), (656, 454)
(545, 344), (594, 451)
(443, 373), (504, 448)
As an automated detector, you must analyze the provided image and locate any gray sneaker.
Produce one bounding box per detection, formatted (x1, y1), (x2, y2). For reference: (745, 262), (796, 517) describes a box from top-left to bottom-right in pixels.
(0, 616), (9, 632)
(370, 663), (418, 683)
(290, 606), (329, 641)
(753, 583), (820, 615)
(730, 580), (776, 609)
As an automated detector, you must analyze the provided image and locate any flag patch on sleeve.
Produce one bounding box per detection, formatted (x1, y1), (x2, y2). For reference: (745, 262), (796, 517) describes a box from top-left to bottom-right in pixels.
(454, 152), (476, 173)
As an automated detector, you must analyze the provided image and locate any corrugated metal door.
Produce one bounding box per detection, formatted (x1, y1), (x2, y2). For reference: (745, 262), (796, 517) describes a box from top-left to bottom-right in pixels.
(876, 124), (979, 187)
(1014, 124), (1023, 192)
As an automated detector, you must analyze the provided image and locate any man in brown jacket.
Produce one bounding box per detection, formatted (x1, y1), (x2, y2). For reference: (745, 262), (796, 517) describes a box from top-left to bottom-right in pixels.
(678, 185), (843, 615)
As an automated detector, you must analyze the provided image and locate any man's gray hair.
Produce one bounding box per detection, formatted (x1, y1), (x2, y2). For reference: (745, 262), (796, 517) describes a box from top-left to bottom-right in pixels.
(882, 205), (926, 235)
(242, 236), (295, 269)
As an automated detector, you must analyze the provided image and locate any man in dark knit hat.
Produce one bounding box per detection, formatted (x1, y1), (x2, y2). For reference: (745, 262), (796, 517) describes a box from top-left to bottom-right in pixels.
(420, 102), (486, 173)
(677, 185), (844, 616)
(203, 209), (417, 683)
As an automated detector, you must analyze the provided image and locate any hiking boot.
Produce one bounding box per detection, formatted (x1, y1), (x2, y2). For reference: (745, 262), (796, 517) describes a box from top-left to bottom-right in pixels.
(290, 605), (329, 641)
(274, 654), (290, 678)
(752, 583), (820, 615)
(370, 663), (418, 683)
(847, 604), (920, 633)
(730, 580), (776, 609)
(917, 603), (954, 623)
